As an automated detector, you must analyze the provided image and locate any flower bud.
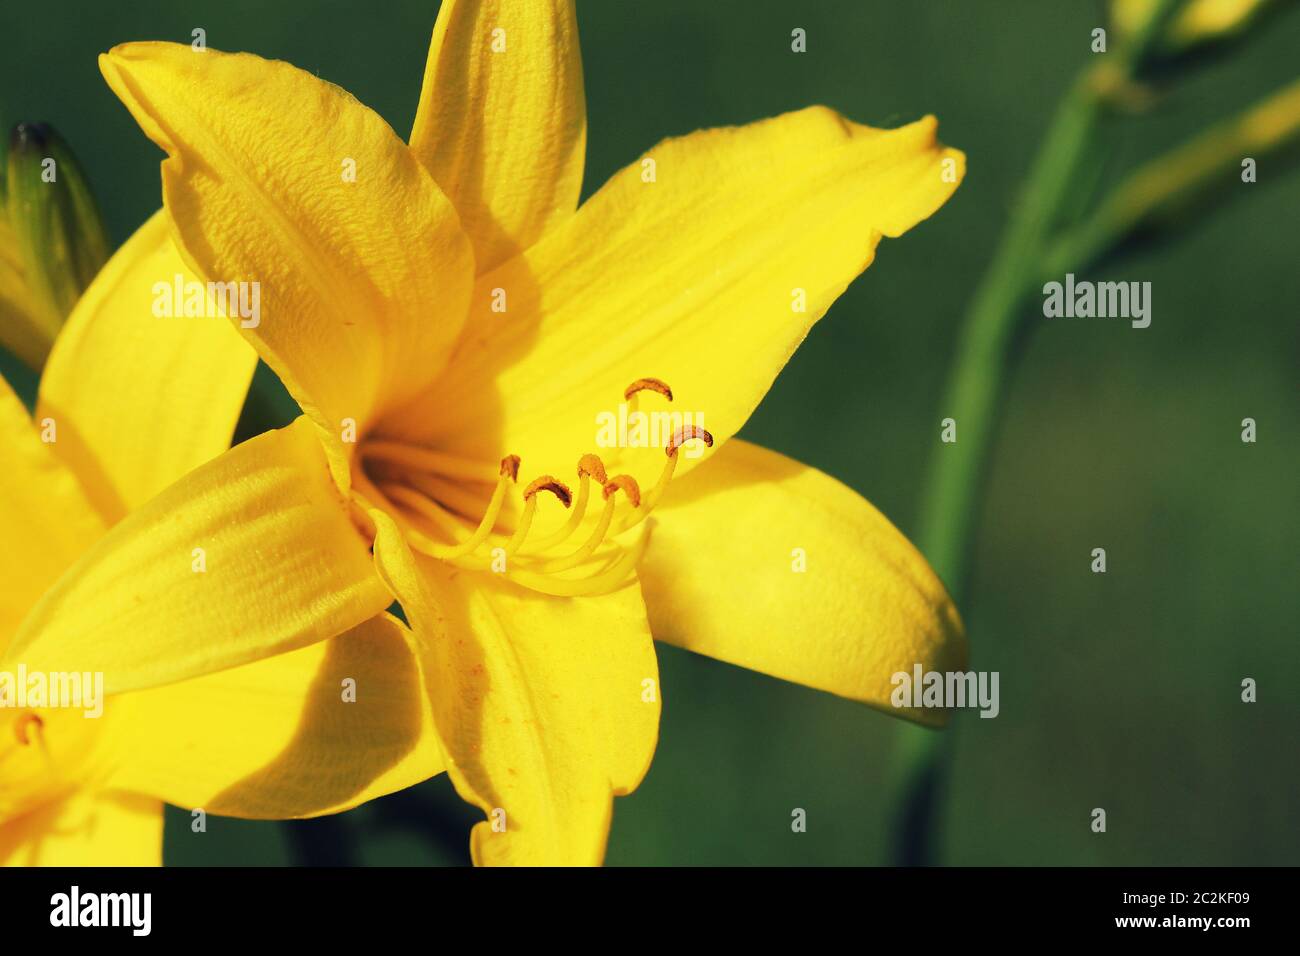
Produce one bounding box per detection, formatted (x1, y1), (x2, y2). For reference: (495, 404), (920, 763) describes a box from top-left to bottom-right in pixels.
(2, 123), (110, 367)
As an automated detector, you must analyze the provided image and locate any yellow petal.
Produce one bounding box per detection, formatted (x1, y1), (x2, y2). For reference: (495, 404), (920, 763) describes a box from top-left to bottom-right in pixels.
(100, 42), (475, 488)
(5, 417), (389, 694)
(0, 790), (162, 866)
(37, 209), (256, 523)
(0, 374), (104, 642)
(411, 0), (586, 272)
(392, 108), (963, 484)
(372, 512), (659, 866)
(638, 439), (966, 727)
(106, 613), (444, 818)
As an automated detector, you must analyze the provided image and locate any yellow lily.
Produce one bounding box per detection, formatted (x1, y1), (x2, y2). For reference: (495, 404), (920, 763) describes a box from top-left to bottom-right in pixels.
(0, 211), (441, 865)
(9, 0), (968, 864)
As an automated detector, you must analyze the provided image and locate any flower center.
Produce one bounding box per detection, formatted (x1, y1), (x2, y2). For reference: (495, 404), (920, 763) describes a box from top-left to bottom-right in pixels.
(0, 711), (61, 822)
(352, 378), (712, 596)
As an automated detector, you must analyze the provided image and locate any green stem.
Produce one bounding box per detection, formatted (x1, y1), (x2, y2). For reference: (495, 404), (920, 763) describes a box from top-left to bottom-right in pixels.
(889, 76), (1105, 865)
(1044, 76), (1300, 279)
(919, 77), (1104, 588)
(887, 0), (1186, 867)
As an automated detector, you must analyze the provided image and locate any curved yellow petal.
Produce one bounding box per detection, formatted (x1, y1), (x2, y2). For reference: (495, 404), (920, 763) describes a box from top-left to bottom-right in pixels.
(391, 108), (963, 484)
(100, 42), (475, 488)
(37, 209), (256, 523)
(0, 374), (104, 642)
(0, 790), (162, 866)
(372, 513), (659, 866)
(638, 439), (966, 727)
(106, 613), (444, 818)
(5, 417), (389, 695)
(411, 0), (586, 272)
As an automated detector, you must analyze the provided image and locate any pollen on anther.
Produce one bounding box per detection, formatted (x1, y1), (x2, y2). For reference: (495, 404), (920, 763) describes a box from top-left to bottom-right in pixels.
(524, 476), (572, 507)
(500, 455), (521, 481)
(624, 377), (673, 402)
(577, 453), (608, 483)
(666, 425), (714, 457)
(603, 474), (642, 507)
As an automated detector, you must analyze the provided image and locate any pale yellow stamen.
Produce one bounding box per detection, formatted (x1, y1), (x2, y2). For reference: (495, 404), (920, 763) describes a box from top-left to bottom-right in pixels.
(504, 523), (653, 597)
(527, 454), (607, 552)
(405, 472), (501, 524)
(353, 467), (462, 559)
(528, 472), (640, 574)
(614, 425), (712, 533)
(377, 456), (520, 560)
(504, 476), (571, 555)
(381, 482), (464, 538)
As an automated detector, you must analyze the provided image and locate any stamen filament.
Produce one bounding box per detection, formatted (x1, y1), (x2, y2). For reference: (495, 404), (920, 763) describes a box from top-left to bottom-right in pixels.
(504, 496), (536, 554)
(385, 474), (509, 559)
(613, 426), (710, 533)
(530, 495), (617, 573)
(405, 472), (501, 524)
(354, 468), (461, 556)
(504, 477), (572, 555)
(361, 441), (501, 483)
(505, 523), (652, 597)
(526, 455), (606, 552)
(381, 482), (466, 539)
(525, 472), (591, 552)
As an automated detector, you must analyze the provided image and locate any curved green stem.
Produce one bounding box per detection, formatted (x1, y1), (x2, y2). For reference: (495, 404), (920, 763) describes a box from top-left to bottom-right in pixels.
(885, 0), (1185, 865)
(889, 75), (1106, 865)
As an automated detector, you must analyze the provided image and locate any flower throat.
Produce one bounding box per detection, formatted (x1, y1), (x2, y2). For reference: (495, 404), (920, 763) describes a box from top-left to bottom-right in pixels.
(353, 378), (712, 597)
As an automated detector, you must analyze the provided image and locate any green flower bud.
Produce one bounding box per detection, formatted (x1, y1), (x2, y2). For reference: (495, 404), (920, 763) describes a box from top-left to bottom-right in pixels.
(3, 122), (110, 366)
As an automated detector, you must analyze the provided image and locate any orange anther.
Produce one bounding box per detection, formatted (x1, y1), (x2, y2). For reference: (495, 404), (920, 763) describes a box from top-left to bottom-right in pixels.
(523, 476), (573, 507)
(602, 475), (642, 507)
(624, 378), (673, 402)
(577, 454), (608, 484)
(665, 425), (714, 457)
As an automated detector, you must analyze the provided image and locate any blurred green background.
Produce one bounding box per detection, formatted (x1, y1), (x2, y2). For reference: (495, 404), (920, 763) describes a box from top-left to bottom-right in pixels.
(2, 0), (1296, 865)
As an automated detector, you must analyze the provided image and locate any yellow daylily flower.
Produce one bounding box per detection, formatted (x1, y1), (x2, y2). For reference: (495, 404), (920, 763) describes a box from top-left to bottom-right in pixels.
(8, 0), (968, 865)
(0, 211), (442, 865)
